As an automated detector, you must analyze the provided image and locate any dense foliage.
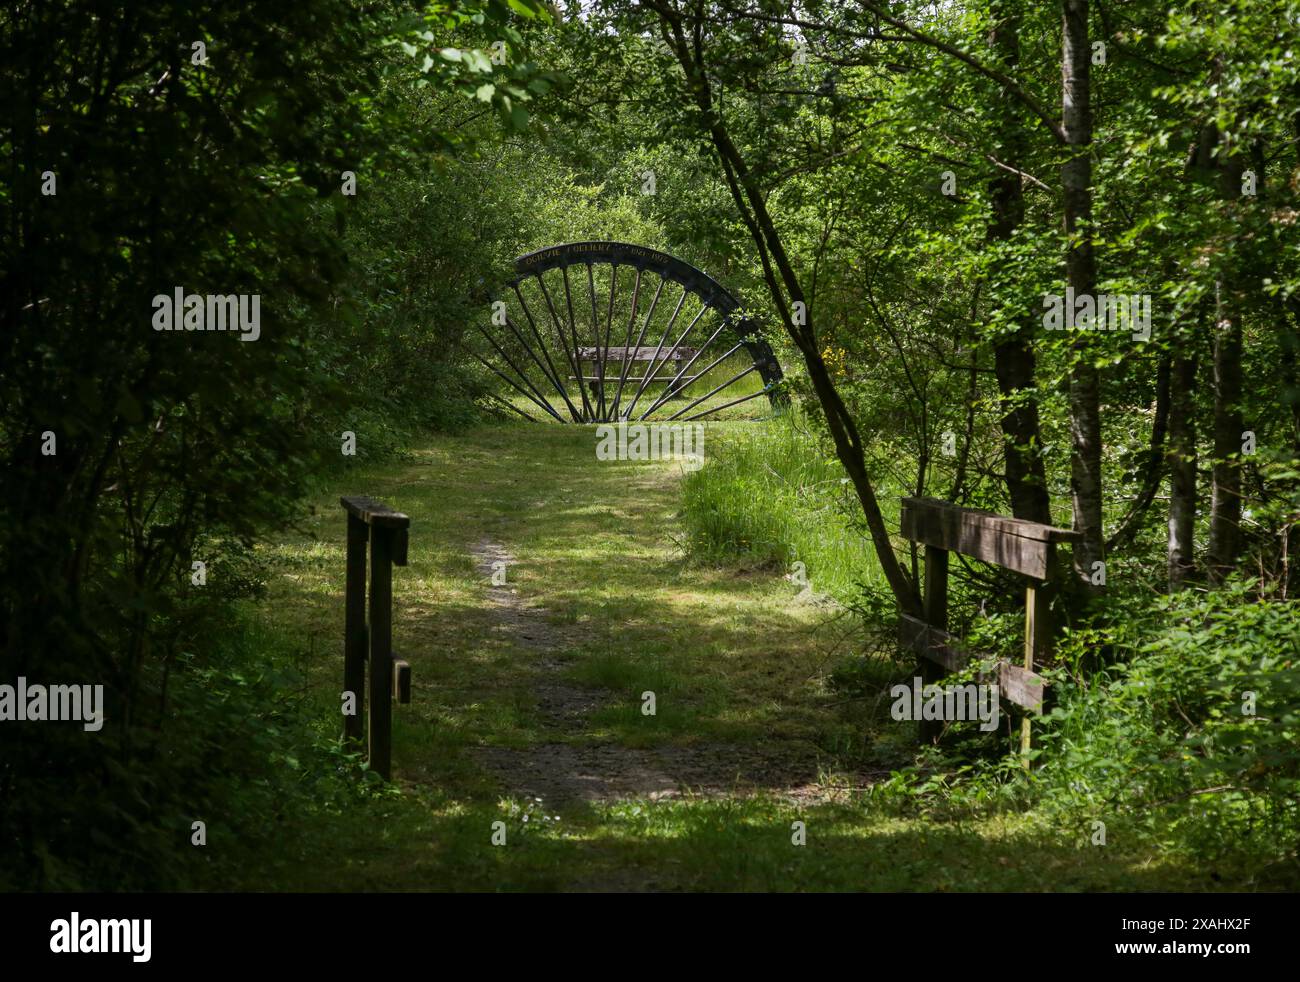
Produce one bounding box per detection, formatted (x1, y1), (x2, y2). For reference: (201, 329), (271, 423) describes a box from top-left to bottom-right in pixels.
(0, 0), (554, 888)
(3, 0), (1297, 888)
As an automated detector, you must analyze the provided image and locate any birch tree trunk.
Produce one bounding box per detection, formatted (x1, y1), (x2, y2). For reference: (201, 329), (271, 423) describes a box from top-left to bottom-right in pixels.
(1167, 353), (1198, 588)
(1207, 157), (1245, 583)
(1062, 0), (1105, 589)
(989, 0), (1051, 525)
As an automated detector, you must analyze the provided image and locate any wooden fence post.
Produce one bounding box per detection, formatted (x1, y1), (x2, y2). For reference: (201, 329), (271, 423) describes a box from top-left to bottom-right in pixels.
(368, 525), (395, 781)
(1022, 572), (1052, 767)
(920, 544), (949, 744)
(340, 496), (411, 782)
(343, 513), (368, 747)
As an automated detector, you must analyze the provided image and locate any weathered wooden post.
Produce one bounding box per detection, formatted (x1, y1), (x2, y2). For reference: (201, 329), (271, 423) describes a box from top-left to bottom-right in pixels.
(393, 659), (412, 705)
(368, 524), (394, 779)
(1022, 577), (1052, 766)
(340, 496), (411, 781)
(920, 544), (948, 744)
(343, 511), (368, 747)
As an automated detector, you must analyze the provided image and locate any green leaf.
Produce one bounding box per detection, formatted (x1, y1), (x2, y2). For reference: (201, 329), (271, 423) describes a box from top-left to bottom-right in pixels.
(463, 49), (492, 73)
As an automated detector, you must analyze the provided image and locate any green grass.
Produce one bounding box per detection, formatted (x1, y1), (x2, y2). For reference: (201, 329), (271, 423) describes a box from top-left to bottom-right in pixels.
(243, 788), (1233, 892)
(212, 419), (1270, 891)
(681, 411), (889, 602)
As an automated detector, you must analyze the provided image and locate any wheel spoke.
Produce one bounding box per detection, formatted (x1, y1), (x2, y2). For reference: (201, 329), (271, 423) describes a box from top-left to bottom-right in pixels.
(479, 244), (785, 425)
(625, 283), (689, 420)
(512, 283), (582, 422)
(665, 362), (758, 421)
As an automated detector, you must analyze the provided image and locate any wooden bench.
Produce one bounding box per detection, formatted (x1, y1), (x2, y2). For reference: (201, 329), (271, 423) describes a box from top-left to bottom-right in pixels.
(571, 346), (700, 403)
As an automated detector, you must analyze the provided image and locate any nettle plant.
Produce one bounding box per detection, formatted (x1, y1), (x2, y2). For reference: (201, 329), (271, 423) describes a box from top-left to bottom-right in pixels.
(1036, 581), (1300, 859)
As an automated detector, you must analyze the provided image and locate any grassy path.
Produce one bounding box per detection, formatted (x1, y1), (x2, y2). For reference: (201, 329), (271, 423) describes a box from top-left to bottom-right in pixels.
(243, 423), (1230, 891)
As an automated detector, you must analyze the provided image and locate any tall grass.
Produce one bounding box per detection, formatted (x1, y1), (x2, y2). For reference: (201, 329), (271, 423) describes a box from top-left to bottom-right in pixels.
(682, 411), (885, 602)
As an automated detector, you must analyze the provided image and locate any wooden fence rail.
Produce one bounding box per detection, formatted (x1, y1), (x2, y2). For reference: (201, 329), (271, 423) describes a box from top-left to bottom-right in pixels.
(341, 495), (412, 780)
(898, 497), (1080, 763)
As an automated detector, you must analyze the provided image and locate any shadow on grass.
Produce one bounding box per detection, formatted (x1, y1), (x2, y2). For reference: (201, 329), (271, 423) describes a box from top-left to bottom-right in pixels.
(252, 790), (1264, 892)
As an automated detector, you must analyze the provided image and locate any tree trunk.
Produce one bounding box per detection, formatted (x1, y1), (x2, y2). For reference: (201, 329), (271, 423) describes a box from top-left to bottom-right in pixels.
(1207, 280), (1244, 582)
(1207, 154), (1245, 583)
(1282, 295), (1300, 595)
(1062, 0), (1105, 589)
(989, 0), (1051, 525)
(653, 9), (921, 615)
(1167, 353), (1198, 588)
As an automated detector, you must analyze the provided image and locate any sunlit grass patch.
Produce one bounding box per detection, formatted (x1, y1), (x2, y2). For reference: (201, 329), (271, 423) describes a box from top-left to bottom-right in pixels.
(681, 412), (888, 603)
(226, 419), (1264, 893)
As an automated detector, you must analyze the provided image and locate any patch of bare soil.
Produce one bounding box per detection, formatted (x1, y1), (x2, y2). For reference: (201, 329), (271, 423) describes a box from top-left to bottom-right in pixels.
(467, 538), (880, 808)
(475, 741), (884, 806)
(471, 539), (603, 726)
